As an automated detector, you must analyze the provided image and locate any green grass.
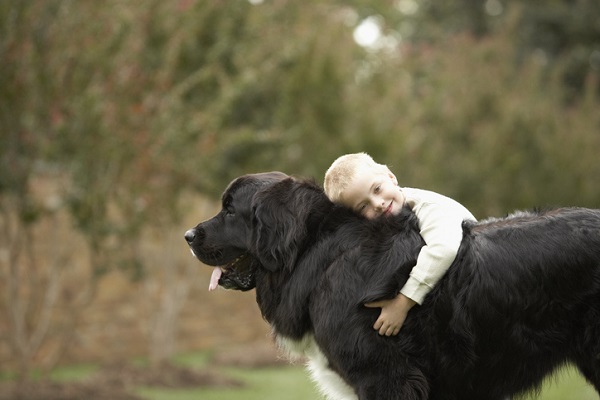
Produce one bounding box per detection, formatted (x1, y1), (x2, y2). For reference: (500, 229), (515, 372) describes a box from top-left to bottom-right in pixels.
(136, 356), (599, 400)
(172, 351), (212, 367)
(140, 350), (325, 399)
(4, 352), (598, 400)
(521, 366), (598, 400)
(48, 363), (99, 382)
(137, 366), (324, 400)
(0, 363), (99, 383)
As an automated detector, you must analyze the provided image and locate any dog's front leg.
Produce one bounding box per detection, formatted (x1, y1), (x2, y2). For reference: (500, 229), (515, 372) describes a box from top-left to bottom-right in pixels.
(355, 367), (430, 400)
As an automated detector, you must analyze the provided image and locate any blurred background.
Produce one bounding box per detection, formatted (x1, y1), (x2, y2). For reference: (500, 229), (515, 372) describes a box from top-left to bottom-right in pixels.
(1, 0), (599, 399)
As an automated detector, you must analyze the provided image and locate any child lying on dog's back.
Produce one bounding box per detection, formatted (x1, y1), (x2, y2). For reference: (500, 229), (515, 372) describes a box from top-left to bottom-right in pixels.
(324, 152), (476, 336)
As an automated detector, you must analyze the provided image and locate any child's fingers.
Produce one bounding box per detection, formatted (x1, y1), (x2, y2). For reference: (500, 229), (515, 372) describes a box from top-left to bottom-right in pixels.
(373, 317), (384, 331)
(387, 326), (402, 336)
(379, 323), (396, 336)
(374, 318), (394, 335)
(375, 321), (403, 336)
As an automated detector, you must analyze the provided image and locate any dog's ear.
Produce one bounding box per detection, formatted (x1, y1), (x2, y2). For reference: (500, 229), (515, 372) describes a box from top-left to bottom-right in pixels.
(251, 178), (310, 272)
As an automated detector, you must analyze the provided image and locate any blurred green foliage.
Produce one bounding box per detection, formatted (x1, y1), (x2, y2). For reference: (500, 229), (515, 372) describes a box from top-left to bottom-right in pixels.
(1, 0), (598, 225)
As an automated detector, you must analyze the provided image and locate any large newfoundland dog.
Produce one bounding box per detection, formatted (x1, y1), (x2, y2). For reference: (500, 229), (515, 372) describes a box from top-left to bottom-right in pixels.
(184, 172), (600, 400)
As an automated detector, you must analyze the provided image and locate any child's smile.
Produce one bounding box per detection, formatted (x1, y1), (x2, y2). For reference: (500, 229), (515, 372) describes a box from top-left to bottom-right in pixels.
(340, 167), (406, 219)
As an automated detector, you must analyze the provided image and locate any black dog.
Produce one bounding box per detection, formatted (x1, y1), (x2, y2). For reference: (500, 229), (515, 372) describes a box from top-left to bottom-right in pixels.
(185, 172), (600, 400)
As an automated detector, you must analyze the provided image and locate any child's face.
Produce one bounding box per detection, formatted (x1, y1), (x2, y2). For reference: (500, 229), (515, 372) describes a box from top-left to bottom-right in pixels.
(340, 167), (406, 220)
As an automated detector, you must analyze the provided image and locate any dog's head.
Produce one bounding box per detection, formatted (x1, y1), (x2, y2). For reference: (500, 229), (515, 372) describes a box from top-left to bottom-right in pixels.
(185, 172), (330, 291)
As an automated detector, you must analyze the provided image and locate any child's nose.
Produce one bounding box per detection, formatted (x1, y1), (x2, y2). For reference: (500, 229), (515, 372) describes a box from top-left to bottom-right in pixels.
(371, 197), (384, 210)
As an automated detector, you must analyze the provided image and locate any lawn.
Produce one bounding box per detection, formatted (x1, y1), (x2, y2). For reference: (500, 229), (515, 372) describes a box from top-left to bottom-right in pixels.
(3, 352), (598, 400)
(139, 366), (597, 400)
(520, 367), (597, 400)
(137, 366), (324, 400)
(138, 353), (599, 400)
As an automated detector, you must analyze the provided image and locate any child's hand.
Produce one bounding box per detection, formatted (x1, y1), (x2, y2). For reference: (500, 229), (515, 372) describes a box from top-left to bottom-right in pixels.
(365, 293), (417, 336)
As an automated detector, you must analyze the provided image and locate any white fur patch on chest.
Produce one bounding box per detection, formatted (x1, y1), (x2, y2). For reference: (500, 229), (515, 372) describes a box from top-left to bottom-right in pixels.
(276, 334), (358, 400)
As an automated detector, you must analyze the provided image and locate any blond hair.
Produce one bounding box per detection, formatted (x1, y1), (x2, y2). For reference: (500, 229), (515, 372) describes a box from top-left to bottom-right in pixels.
(324, 152), (388, 203)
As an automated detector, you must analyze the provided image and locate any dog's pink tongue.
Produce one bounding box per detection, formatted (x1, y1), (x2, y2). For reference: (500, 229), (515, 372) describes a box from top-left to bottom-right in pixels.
(208, 268), (222, 291)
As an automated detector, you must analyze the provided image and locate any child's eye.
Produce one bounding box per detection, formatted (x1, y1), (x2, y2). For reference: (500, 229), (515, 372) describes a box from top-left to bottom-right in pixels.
(374, 185), (381, 193)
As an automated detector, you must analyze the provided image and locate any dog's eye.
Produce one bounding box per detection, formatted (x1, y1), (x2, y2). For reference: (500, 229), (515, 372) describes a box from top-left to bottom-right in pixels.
(225, 208), (235, 216)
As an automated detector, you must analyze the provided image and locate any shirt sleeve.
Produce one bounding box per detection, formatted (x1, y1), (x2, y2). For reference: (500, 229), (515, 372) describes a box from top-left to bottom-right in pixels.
(399, 189), (476, 305)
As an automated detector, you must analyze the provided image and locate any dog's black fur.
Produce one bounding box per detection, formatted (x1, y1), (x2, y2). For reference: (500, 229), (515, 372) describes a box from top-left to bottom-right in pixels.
(185, 172), (600, 400)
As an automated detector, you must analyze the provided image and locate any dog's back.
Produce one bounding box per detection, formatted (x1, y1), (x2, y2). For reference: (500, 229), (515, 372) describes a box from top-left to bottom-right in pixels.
(428, 207), (600, 398)
(305, 207), (600, 399)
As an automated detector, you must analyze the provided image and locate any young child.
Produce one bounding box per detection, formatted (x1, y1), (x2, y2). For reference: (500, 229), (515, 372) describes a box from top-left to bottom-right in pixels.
(324, 152), (476, 336)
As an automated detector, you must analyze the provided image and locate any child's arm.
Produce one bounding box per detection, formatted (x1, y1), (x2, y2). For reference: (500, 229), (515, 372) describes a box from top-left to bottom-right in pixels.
(400, 190), (476, 305)
(366, 190), (476, 336)
(365, 293), (416, 336)
(363, 205), (461, 336)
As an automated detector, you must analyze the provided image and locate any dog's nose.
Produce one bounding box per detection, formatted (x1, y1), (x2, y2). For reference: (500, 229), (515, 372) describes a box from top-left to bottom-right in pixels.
(184, 229), (196, 244)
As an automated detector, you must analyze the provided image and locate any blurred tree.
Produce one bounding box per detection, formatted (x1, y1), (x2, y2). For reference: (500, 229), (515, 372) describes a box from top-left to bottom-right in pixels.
(382, 0), (600, 98)
(0, 1), (103, 379)
(0, 0), (362, 369)
(341, 23), (599, 216)
(516, 0), (600, 99)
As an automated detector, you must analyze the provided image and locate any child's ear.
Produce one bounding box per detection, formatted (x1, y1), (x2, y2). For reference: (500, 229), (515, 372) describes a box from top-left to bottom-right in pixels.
(387, 170), (398, 185)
